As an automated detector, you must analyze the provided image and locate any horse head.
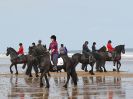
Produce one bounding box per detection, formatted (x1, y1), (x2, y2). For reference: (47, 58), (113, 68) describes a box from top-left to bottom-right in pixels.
(115, 45), (125, 54)
(6, 47), (10, 56)
(6, 47), (18, 57)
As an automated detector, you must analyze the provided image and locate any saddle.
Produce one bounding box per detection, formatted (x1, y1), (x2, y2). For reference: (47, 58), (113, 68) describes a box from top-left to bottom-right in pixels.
(17, 55), (26, 62)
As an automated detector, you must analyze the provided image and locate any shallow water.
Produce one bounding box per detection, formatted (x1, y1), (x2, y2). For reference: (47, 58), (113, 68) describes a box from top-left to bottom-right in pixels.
(0, 75), (132, 99)
(0, 58), (133, 99)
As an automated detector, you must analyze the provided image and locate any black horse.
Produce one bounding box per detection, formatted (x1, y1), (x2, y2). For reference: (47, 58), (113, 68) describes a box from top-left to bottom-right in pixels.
(72, 53), (97, 75)
(24, 46), (39, 77)
(30, 46), (78, 88)
(97, 45), (125, 72)
(6, 47), (27, 74)
(72, 46), (109, 74)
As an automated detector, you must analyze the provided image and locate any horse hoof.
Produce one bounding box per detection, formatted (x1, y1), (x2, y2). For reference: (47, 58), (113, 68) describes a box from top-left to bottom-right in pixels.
(10, 71), (13, 74)
(29, 75), (33, 77)
(15, 72), (18, 75)
(91, 73), (95, 75)
(63, 85), (67, 88)
(45, 85), (50, 88)
(40, 83), (43, 87)
(85, 70), (88, 72)
(104, 70), (107, 72)
(113, 69), (116, 71)
(36, 75), (39, 77)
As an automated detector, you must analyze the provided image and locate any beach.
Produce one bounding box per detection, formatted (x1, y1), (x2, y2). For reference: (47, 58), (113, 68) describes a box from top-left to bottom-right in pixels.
(0, 51), (132, 99)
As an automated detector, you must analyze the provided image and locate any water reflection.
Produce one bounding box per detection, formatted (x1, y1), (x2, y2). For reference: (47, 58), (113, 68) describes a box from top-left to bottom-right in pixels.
(7, 76), (127, 99)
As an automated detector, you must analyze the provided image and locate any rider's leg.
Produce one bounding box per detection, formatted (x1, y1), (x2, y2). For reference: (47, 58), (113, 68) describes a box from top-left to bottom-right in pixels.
(52, 53), (58, 70)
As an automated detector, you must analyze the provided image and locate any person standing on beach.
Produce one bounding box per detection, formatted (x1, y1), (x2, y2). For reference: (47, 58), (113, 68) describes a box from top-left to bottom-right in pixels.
(92, 42), (97, 53)
(49, 35), (59, 70)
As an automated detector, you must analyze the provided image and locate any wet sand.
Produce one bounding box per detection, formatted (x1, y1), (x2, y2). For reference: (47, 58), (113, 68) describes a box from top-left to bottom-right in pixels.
(0, 58), (133, 99)
(0, 72), (132, 99)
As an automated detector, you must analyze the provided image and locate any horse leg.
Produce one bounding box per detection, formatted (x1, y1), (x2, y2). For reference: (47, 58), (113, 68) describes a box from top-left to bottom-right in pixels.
(44, 73), (50, 88)
(116, 61), (119, 72)
(102, 61), (107, 72)
(81, 64), (85, 70)
(113, 61), (117, 71)
(84, 64), (88, 72)
(71, 69), (78, 86)
(15, 64), (18, 75)
(33, 65), (39, 77)
(22, 63), (26, 69)
(89, 63), (95, 75)
(47, 72), (51, 77)
(10, 64), (14, 74)
(40, 72), (44, 87)
(118, 61), (121, 72)
(63, 73), (70, 88)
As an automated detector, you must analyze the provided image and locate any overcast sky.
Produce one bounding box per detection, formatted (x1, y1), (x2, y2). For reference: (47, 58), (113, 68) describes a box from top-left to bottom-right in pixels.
(0, 0), (133, 52)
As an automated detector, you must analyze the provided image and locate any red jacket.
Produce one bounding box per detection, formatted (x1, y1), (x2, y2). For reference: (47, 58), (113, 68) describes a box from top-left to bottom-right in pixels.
(107, 43), (114, 52)
(49, 41), (58, 55)
(17, 46), (24, 55)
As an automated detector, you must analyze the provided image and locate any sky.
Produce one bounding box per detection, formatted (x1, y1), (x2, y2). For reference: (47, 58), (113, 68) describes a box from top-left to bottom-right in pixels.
(0, 0), (133, 52)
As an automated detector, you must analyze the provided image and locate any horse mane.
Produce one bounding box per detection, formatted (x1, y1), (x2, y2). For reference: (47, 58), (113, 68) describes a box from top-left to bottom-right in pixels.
(8, 47), (18, 55)
(98, 46), (106, 52)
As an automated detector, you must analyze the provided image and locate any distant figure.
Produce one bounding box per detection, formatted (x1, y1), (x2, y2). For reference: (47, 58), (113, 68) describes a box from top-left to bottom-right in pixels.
(49, 35), (58, 70)
(17, 43), (24, 56)
(32, 42), (36, 49)
(92, 42), (97, 53)
(37, 40), (47, 52)
(82, 41), (91, 55)
(59, 44), (68, 56)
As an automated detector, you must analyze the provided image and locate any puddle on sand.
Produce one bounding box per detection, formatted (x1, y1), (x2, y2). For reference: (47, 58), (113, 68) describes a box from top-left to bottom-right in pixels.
(0, 75), (132, 99)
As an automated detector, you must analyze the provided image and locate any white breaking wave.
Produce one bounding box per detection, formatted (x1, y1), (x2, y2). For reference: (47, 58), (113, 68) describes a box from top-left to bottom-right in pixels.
(0, 52), (133, 59)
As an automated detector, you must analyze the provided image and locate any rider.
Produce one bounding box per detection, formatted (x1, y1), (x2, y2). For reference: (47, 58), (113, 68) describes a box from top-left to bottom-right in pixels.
(17, 43), (24, 61)
(92, 42), (97, 53)
(82, 41), (91, 54)
(107, 40), (115, 58)
(37, 40), (47, 52)
(49, 35), (58, 70)
(59, 44), (68, 56)
(32, 42), (36, 49)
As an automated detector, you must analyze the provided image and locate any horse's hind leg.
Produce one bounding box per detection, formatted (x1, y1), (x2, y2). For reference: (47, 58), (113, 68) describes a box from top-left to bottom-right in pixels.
(118, 61), (121, 72)
(40, 72), (44, 87)
(33, 65), (39, 77)
(15, 64), (18, 75)
(10, 64), (13, 74)
(22, 63), (26, 69)
(44, 73), (50, 88)
(48, 72), (51, 77)
(89, 63), (95, 75)
(63, 73), (70, 88)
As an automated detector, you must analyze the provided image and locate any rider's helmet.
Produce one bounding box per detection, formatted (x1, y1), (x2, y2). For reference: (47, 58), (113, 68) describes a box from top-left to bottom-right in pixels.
(38, 40), (42, 44)
(50, 35), (56, 41)
(19, 43), (23, 46)
(93, 42), (96, 45)
(108, 40), (112, 43)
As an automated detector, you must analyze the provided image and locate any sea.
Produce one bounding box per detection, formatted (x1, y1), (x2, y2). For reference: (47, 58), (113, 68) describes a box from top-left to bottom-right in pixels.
(0, 48), (133, 74)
